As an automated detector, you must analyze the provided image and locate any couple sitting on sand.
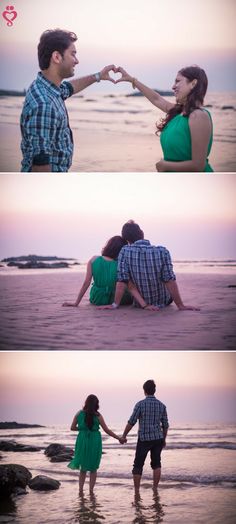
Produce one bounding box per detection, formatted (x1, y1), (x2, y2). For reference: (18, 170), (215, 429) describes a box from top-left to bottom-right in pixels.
(68, 379), (169, 496)
(63, 220), (199, 312)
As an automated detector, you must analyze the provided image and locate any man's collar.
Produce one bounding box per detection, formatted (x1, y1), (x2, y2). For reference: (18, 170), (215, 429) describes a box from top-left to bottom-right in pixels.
(37, 72), (61, 96)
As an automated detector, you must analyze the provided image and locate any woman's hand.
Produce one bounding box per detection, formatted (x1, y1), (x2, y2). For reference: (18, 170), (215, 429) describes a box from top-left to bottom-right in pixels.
(119, 436), (127, 444)
(156, 159), (167, 172)
(114, 66), (133, 83)
(62, 302), (78, 307)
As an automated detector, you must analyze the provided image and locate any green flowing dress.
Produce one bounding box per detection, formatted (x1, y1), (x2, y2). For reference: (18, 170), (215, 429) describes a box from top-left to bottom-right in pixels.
(68, 411), (102, 471)
(89, 256), (132, 306)
(160, 109), (213, 172)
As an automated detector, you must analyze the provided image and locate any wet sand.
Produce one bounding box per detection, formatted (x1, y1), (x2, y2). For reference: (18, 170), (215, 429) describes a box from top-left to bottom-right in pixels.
(0, 121), (235, 172)
(0, 271), (235, 350)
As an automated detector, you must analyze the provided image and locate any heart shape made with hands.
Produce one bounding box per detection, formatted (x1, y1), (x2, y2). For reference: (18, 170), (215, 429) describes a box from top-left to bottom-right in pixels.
(108, 69), (123, 83)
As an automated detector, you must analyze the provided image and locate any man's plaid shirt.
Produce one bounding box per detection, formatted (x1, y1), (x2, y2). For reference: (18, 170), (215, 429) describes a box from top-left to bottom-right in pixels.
(128, 396), (169, 441)
(117, 240), (176, 307)
(20, 72), (74, 172)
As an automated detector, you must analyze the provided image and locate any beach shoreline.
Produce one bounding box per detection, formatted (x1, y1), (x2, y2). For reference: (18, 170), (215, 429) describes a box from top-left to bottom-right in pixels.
(0, 271), (235, 350)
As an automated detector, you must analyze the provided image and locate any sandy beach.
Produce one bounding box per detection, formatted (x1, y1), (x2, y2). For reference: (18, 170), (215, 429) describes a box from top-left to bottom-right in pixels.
(0, 90), (236, 172)
(0, 271), (235, 350)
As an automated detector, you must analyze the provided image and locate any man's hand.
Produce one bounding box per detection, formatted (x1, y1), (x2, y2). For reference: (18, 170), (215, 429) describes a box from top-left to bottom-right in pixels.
(144, 305), (160, 311)
(62, 302), (78, 307)
(178, 305), (201, 311)
(99, 64), (117, 83)
(119, 436), (127, 444)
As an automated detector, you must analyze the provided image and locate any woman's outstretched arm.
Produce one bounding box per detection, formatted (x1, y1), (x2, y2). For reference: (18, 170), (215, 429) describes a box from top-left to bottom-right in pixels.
(115, 66), (174, 113)
(98, 414), (126, 444)
(62, 257), (96, 307)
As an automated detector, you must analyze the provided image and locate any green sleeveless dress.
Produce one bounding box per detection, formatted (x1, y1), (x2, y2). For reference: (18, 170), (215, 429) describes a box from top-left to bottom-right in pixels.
(89, 256), (132, 306)
(67, 411), (102, 471)
(160, 109), (213, 172)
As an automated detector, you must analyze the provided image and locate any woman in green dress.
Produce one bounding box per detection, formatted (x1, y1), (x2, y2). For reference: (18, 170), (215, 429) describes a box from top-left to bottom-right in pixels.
(68, 394), (125, 494)
(115, 65), (213, 172)
(62, 235), (148, 308)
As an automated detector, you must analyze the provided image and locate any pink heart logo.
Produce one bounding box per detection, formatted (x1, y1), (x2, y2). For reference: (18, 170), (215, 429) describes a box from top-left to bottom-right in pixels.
(2, 5), (17, 27)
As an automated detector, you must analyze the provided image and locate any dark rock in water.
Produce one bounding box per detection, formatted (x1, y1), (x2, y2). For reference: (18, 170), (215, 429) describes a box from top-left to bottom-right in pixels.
(0, 422), (45, 429)
(227, 284), (236, 288)
(0, 440), (41, 452)
(50, 453), (73, 462)
(29, 475), (60, 491)
(127, 89), (173, 97)
(0, 464), (32, 498)
(221, 105), (235, 110)
(44, 443), (73, 459)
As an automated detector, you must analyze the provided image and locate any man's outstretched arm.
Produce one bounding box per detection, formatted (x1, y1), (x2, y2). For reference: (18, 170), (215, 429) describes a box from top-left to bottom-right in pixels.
(165, 280), (200, 311)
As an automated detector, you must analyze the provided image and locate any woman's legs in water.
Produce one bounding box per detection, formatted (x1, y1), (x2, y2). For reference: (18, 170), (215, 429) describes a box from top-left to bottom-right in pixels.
(79, 470), (87, 494)
(89, 470), (97, 493)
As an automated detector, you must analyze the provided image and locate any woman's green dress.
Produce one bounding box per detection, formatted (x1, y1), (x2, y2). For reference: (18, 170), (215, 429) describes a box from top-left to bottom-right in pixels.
(68, 411), (102, 471)
(160, 109), (213, 172)
(89, 256), (132, 306)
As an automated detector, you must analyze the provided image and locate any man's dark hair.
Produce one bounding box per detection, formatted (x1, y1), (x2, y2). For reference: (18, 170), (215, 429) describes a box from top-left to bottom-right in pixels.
(143, 379), (156, 395)
(38, 29), (78, 70)
(121, 220), (144, 243)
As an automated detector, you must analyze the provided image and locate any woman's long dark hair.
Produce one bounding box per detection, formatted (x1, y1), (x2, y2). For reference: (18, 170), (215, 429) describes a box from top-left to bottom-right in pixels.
(156, 65), (208, 134)
(102, 235), (127, 260)
(83, 394), (99, 430)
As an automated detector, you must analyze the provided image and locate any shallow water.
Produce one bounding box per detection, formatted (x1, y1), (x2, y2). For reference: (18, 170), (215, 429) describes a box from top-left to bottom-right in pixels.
(0, 424), (235, 523)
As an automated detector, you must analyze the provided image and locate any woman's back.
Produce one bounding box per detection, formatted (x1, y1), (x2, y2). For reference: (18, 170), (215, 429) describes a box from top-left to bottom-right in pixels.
(89, 256), (118, 305)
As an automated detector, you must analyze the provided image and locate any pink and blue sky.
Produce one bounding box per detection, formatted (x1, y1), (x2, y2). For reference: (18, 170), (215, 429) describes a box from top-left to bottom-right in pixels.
(0, 0), (235, 91)
(0, 351), (235, 425)
(0, 174), (235, 261)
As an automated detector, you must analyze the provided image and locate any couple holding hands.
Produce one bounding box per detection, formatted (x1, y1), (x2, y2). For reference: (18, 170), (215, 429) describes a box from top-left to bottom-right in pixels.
(68, 380), (169, 496)
(20, 29), (213, 172)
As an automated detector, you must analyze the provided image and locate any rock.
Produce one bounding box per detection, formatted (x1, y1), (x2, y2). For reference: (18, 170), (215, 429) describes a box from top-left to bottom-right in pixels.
(50, 453), (73, 462)
(29, 475), (60, 491)
(0, 440), (41, 452)
(0, 464), (31, 498)
(0, 422), (44, 429)
(44, 443), (73, 458)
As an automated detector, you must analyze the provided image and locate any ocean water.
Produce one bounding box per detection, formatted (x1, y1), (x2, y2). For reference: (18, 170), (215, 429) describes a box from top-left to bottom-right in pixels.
(1, 259), (236, 277)
(0, 423), (235, 523)
(0, 91), (235, 172)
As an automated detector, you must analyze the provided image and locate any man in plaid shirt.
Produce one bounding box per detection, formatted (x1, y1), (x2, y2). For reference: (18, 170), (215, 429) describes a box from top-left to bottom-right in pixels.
(20, 29), (116, 172)
(109, 221), (199, 310)
(122, 379), (169, 493)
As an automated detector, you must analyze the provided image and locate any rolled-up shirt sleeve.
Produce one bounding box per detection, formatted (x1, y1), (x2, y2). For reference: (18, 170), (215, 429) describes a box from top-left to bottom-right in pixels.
(117, 248), (130, 283)
(161, 248), (176, 282)
(128, 402), (141, 426)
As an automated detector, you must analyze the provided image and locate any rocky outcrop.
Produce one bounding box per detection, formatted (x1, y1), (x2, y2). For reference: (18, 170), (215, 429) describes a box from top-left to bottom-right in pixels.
(0, 440), (41, 452)
(44, 443), (73, 462)
(0, 422), (44, 429)
(28, 475), (60, 491)
(0, 464), (32, 498)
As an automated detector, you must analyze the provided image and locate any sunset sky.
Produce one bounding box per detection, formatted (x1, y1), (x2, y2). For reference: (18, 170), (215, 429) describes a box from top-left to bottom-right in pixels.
(0, 174), (235, 261)
(0, 351), (235, 425)
(0, 0), (235, 91)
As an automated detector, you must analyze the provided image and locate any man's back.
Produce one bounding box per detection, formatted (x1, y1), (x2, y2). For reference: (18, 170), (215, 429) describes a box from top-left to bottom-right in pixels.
(117, 239), (176, 307)
(128, 395), (169, 441)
